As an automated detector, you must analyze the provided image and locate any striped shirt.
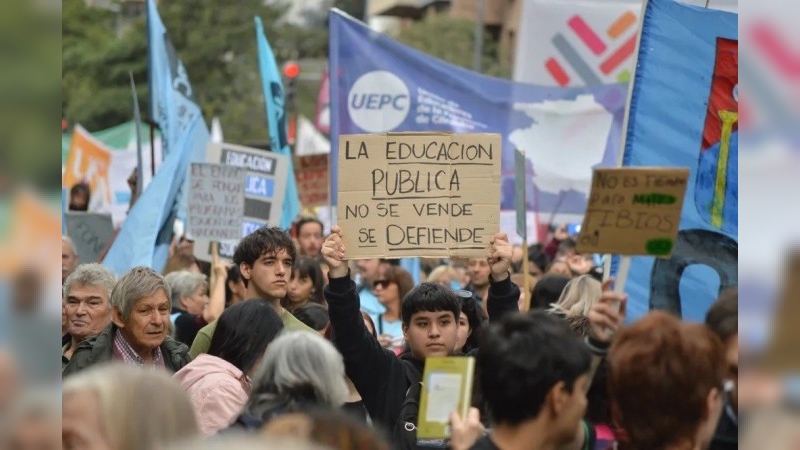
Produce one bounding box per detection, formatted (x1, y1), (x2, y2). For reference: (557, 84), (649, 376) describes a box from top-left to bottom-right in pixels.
(112, 329), (165, 368)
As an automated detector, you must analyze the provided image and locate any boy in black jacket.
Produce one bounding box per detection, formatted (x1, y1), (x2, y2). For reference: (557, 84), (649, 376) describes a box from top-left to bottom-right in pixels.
(322, 227), (519, 449)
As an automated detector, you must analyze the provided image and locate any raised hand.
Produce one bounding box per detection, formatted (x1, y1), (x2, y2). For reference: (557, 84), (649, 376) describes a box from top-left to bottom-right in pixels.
(449, 407), (485, 450)
(554, 225), (570, 241)
(487, 232), (512, 281)
(587, 278), (627, 344)
(321, 226), (348, 279)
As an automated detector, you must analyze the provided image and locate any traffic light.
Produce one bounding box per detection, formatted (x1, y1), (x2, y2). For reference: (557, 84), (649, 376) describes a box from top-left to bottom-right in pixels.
(283, 61), (300, 144)
(283, 61), (300, 109)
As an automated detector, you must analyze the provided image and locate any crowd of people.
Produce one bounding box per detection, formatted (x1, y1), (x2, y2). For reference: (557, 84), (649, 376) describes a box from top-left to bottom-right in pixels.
(51, 217), (740, 450)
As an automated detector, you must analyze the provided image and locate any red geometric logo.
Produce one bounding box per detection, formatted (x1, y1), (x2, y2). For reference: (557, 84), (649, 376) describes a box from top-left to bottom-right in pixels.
(545, 11), (638, 86)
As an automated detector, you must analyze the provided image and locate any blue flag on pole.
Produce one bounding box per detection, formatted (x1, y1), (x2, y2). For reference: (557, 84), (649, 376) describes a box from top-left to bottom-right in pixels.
(147, 0), (207, 161)
(255, 16), (301, 230)
(103, 0), (211, 275)
(147, 0), (208, 223)
(103, 116), (208, 275)
(614, 0), (738, 323)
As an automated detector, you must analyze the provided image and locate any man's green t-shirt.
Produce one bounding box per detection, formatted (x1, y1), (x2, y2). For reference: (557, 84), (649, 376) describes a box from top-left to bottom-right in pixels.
(189, 307), (313, 358)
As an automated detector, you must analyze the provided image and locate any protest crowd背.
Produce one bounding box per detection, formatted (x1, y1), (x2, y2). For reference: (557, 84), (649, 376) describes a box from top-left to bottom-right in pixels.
(32, 1), (748, 450)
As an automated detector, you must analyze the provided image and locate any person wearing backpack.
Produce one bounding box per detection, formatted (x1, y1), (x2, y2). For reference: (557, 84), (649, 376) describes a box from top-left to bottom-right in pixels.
(322, 226), (519, 450)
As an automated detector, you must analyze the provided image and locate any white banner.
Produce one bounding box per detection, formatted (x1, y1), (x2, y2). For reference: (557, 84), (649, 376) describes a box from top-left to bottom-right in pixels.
(514, 0), (738, 87)
(296, 115), (331, 156)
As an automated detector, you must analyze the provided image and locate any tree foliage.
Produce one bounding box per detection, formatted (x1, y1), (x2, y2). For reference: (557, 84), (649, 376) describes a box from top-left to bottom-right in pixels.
(61, 0), (329, 143)
(395, 16), (511, 78)
(62, 0), (145, 132)
(62, 0), (509, 146)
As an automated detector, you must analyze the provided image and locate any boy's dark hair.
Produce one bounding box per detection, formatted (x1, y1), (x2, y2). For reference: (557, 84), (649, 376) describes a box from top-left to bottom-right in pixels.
(478, 312), (591, 426)
(705, 287), (737, 343)
(400, 282), (461, 325)
(70, 182), (91, 198)
(295, 217), (324, 236)
(233, 226), (297, 268)
(293, 303), (330, 332)
(557, 238), (577, 256)
(530, 275), (571, 310)
(208, 299), (284, 375)
(528, 244), (551, 274)
(458, 291), (484, 353)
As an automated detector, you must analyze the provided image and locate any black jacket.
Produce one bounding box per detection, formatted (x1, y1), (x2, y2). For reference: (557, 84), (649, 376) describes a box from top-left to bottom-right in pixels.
(325, 272), (520, 439)
(62, 323), (192, 377)
(709, 401), (737, 450)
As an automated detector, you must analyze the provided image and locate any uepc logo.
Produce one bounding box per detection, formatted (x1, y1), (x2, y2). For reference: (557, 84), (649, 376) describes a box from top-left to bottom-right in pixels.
(348, 71), (410, 132)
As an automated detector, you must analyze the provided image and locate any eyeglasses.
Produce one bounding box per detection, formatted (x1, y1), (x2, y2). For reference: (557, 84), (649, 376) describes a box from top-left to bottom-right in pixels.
(373, 279), (392, 289)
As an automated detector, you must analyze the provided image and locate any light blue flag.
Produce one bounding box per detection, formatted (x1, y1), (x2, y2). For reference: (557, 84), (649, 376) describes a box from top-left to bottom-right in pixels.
(401, 258), (422, 285)
(147, 0), (208, 221)
(612, 0), (738, 323)
(105, 0), (211, 275)
(255, 16), (301, 230)
(103, 116), (209, 275)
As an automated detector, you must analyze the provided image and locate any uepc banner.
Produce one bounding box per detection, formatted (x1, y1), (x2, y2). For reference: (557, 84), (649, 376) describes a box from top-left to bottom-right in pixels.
(329, 10), (627, 223)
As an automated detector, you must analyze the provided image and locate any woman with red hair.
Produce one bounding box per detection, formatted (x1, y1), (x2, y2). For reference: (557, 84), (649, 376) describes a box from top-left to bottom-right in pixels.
(607, 311), (727, 450)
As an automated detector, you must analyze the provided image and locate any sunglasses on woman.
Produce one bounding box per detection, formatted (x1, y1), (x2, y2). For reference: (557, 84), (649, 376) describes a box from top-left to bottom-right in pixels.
(373, 279), (392, 289)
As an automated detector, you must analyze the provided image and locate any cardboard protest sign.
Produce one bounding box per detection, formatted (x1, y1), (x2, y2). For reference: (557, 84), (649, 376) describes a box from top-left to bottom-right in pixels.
(187, 163), (246, 241)
(65, 212), (115, 264)
(195, 143), (290, 260)
(338, 132), (501, 259)
(294, 154), (329, 207)
(577, 167), (689, 256)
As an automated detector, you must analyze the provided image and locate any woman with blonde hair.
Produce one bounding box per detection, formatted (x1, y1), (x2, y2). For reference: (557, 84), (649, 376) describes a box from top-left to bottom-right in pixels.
(426, 265), (457, 288)
(62, 363), (198, 450)
(547, 274), (602, 319)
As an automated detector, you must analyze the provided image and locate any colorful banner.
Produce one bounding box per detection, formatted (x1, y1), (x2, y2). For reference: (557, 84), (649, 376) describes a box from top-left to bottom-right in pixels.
(0, 191), (62, 280)
(329, 10), (627, 228)
(740, 14), (800, 128)
(62, 125), (113, 211)
(255, 16), (302, 230)
(514, 0), (642, 87)
(294, 154), (329, 208)
(616, 0), (738, 323)
(62, 122), (162, 227)
(513, 0), (738, 87)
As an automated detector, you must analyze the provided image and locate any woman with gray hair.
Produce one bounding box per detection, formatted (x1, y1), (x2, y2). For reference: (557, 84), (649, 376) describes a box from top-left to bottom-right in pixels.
(62, 266), (192, 376)
(165, 269), (226, 346)
(230, 332), (349, 431)
(62, 363), (199, 450)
